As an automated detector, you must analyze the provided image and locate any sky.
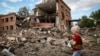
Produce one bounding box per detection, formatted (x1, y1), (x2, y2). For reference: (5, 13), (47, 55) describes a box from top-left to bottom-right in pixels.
(0, 0), (100, 19)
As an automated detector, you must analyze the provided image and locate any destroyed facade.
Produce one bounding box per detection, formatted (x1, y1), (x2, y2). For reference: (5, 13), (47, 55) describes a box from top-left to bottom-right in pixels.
(30, 0), (71, 31)
(0, 0), (71, 33)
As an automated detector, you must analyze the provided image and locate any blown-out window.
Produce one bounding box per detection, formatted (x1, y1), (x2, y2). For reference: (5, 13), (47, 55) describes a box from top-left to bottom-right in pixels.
(10, 25), (13, 30)
(10, 17), (13, 21)
(6, 18), (8, 22)
(1, 19), (4, 23)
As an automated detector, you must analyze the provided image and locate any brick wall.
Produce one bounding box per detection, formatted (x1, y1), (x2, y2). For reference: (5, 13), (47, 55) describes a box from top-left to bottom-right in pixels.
(0, 13), (16, 32)
(56, 0), (71, 30)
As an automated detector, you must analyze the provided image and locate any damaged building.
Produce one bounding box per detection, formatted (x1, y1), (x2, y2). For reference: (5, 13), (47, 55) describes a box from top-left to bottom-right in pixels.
(0, 13), (16, 33)
(0, 0), (71, 33)
(30, 0), (71, 31)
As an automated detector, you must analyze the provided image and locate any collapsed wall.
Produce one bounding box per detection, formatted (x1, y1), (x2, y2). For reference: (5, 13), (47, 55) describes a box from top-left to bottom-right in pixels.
(30, 0), (71, 31)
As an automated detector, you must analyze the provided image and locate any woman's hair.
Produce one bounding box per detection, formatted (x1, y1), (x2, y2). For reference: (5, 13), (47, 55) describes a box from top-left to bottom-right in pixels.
(71, 26), (80, 33)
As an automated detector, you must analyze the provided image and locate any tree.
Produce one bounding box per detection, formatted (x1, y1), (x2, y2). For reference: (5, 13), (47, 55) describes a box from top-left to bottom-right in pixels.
(90, 9), (100, 20)
(78, 16), (94, 28)
(90, 9), (100, 27)
(18, 7), (30, 18)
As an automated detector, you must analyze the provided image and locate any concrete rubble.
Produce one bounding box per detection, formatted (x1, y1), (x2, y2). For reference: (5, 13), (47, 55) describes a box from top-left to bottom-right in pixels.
(0, 28), (100, 56)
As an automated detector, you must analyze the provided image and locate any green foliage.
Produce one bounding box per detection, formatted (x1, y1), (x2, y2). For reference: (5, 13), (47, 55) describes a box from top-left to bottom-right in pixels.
(18, 7), (30, 18)
(90, 9), (100, 27)
(78, 9), (100, 28)
(78, 16), (94, 28)
(90, 9), (100, 20)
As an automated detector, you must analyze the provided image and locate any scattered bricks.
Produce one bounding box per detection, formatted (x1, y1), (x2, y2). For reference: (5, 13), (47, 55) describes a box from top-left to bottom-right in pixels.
(0, 27), (100, 56)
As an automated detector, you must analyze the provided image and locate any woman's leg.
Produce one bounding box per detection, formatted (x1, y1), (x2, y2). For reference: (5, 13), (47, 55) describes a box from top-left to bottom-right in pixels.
(72, 51), (80, 56)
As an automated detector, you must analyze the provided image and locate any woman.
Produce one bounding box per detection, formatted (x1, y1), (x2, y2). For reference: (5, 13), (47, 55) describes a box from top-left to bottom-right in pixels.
(70, 26), (83, 56)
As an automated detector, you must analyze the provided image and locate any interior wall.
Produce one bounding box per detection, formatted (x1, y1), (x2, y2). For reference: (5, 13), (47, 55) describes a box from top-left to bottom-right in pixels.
(37, 9), (47, 16)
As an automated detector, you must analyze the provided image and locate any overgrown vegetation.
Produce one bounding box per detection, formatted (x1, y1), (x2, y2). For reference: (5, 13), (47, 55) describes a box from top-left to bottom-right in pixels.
(78, 9), (100, 28)
(18, 7), (30, 18)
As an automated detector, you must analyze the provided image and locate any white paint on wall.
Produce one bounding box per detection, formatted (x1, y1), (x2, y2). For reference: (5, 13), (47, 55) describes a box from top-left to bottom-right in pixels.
(56, 2), (58, 11)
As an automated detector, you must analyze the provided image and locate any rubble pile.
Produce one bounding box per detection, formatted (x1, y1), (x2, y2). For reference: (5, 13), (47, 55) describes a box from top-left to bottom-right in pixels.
(0, 28), (72, 56)
(81, 27), (100, 36)
(14, 42), (72, 56)
(0, 28), (100, 56)
(81, 47), (100, 56)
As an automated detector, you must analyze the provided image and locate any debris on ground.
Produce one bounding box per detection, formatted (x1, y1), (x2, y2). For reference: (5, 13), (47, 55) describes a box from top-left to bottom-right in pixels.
(0, 28), (100, 56)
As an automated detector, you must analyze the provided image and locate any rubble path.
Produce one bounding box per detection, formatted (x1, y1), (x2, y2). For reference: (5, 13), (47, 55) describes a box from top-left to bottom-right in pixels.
(11, 42), (100, 56)
(0, 28), (100, 56)
(15, 42), (72, 56)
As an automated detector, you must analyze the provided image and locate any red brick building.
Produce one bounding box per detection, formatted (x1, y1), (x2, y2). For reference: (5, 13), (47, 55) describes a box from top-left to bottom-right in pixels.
(31, 0), (71, 31)
(56, 0), (71, 30)
(0, 13), (16, 33)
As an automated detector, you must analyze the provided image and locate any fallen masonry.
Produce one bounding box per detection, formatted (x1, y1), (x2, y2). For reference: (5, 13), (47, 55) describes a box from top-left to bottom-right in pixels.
(0, 28), (100, 56)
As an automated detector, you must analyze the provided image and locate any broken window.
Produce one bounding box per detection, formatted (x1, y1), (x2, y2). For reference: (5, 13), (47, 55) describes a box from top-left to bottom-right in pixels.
(1, 19), (4, 23)
(1, 27), (4, 30)
(6, 26), (9, 30)
(6, 18), (8, 22)
(5, 26), (8, 30)
(61, 6), (64, 10)
(61, 12), (64, 20)
(10, 17), (13, 21)
(66, 10), (68, 16)
(10, 25), (13, 30)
